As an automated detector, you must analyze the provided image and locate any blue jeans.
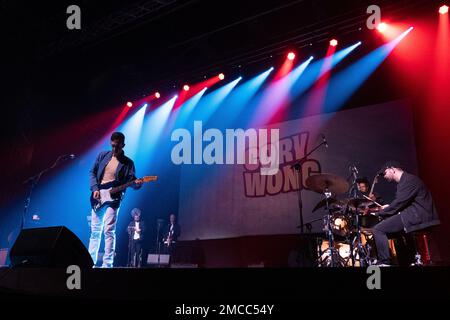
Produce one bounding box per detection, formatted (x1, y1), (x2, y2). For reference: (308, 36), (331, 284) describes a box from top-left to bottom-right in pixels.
(88, 206), (119, 268)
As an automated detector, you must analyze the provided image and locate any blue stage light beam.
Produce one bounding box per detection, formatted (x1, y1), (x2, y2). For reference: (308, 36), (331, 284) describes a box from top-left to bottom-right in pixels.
(251, 56), (314, 125)
(189, 77), (242, 125)
(289, 41), (362, 101)
(135, 95), (177, 168)
(117, 103), (147, 159)
(323, 28), (413, 113)
(210, 67), (274, 128)
(171, 87), (208, 130)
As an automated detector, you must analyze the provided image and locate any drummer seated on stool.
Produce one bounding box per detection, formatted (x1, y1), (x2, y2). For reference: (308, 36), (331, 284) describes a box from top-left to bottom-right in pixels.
(370, 161), (440, 266)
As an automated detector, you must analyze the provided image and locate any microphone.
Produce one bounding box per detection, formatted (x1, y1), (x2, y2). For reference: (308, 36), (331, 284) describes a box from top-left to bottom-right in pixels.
(321, 134), (328, 148)
(377, 170), (385, 177)
(61, 154), (76, 160)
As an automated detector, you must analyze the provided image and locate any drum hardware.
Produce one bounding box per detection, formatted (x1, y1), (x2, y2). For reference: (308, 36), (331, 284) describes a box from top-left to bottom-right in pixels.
(347, 165), (370, 267)
(306, 173), (349, 267)
(291, 136), (328, 234)
(307, 169), (388, 267)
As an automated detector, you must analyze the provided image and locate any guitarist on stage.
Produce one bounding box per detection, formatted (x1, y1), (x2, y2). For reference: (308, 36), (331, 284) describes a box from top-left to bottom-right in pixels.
(162, 213), (181, 255)
(88, 132), (143, 268)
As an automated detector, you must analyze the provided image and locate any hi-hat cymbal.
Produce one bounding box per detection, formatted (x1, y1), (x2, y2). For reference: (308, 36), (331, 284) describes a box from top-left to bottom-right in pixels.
(305, 173), (349, 195)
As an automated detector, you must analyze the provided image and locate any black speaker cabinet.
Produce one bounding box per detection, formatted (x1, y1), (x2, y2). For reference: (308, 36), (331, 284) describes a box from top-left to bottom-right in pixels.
(9, 226), (93, 268)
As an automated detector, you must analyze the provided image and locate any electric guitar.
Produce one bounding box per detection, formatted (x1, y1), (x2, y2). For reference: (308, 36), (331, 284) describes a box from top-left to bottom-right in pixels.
(164, 230), (174, 247)
(361, 174), (382, 215)
(90, 175), (157, 212)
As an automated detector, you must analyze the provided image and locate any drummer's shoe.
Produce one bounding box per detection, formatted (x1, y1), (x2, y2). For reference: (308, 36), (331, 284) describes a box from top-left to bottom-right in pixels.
(372, 258), (393, 267)
(374, 261), (392, 267)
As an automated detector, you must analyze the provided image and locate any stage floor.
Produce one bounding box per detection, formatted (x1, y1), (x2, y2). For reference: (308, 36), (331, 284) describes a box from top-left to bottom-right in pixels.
(1, 266), (450, 301)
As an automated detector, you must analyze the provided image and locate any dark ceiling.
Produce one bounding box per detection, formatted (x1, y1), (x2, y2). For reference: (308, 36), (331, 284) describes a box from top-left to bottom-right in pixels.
(0, 0), (436, 156)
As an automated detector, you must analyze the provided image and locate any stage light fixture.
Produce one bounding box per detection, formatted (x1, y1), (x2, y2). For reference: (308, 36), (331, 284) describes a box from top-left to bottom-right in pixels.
(439, 5), (449, 14)
(377, 22), (388, 33)
(330, 39), (338, 47)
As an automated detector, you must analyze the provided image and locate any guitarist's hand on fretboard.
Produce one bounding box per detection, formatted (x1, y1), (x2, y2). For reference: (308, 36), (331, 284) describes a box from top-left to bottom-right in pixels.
(135, 178), (144, 186)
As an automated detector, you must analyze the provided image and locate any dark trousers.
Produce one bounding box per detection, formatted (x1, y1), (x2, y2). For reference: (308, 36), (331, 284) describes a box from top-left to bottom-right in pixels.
(162, 243), (175, 255)
(372, 214), (404, 264)
(130, 239), (142, 267)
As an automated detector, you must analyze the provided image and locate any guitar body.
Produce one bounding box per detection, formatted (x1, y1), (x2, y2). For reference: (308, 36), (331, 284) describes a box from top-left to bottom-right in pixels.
(90, 176), (158, 212)
(90, 181), (121, 212)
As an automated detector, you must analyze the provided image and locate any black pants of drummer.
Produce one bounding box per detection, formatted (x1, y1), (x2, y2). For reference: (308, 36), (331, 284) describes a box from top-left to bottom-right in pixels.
(372, 213), (404, 264)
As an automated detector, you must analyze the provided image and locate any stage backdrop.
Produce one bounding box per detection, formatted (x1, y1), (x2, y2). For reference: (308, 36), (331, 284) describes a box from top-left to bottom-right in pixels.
(178, 100), (418, 240)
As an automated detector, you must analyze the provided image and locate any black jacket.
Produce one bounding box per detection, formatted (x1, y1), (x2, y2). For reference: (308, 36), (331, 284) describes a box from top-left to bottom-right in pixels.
(127, 220), (146, 241)
(89, 150), (139, 192)
(89, 150), (140, 208)
(162, 223), (181, 242)
(378, 172), (440, 232)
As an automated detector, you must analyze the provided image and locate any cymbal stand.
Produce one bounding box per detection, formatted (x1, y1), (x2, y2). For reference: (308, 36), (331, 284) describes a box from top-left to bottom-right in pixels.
(291, 138), (328, 234)
(319, 186), (341, 267)
(348, 167), (367, 267)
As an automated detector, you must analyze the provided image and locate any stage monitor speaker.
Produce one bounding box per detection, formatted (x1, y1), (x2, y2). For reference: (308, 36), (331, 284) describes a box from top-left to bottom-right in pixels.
(9, 226), (93, 268)
(147, 254), (170, 265)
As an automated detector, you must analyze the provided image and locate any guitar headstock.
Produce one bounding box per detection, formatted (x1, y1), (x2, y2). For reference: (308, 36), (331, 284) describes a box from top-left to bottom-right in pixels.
(142, 175), (158, 182)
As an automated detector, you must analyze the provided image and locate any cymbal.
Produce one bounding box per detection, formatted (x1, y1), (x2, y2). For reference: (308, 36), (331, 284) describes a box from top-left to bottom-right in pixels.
(347, 198), (374, 209)
(305, 173), (349, 195)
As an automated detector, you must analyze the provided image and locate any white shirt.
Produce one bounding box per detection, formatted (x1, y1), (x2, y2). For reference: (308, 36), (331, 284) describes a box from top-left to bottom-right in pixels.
(101, 156), (119, 184)
(133, 222), (140, 240)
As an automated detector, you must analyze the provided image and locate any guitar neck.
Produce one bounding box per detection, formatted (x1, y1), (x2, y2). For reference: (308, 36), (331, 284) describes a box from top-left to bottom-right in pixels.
(110, 180), (136, 194)
(369, 175), (378, 195)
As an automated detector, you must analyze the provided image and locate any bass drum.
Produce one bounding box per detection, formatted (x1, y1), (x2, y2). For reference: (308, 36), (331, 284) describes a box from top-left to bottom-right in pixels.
(329, 213), (352, 238)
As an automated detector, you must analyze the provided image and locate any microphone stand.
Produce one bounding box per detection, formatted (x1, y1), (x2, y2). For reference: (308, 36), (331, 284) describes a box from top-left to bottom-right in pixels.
(21, 155), (68, 232)
(156, 219), (164, 268)
(127, 225), (133, 267)
(290, 138), (327, 267)
(291, 139), (328, 234)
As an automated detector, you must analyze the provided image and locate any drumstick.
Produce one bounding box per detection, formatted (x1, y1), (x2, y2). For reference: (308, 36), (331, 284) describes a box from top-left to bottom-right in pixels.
(362, 194), (382, 207)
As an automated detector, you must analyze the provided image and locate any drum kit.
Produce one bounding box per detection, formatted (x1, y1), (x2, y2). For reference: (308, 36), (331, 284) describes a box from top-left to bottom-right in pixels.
(305, 173), (381, 267)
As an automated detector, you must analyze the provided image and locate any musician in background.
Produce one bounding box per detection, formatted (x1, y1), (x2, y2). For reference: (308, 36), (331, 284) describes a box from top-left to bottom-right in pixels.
(372, 161), (440, 266)
(355, 177), (384, 215)
(356, 177), (380, 202)
(162, 213), (181, 255)
(127, 208), (146, 267)
(88, 132), (143, 268)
